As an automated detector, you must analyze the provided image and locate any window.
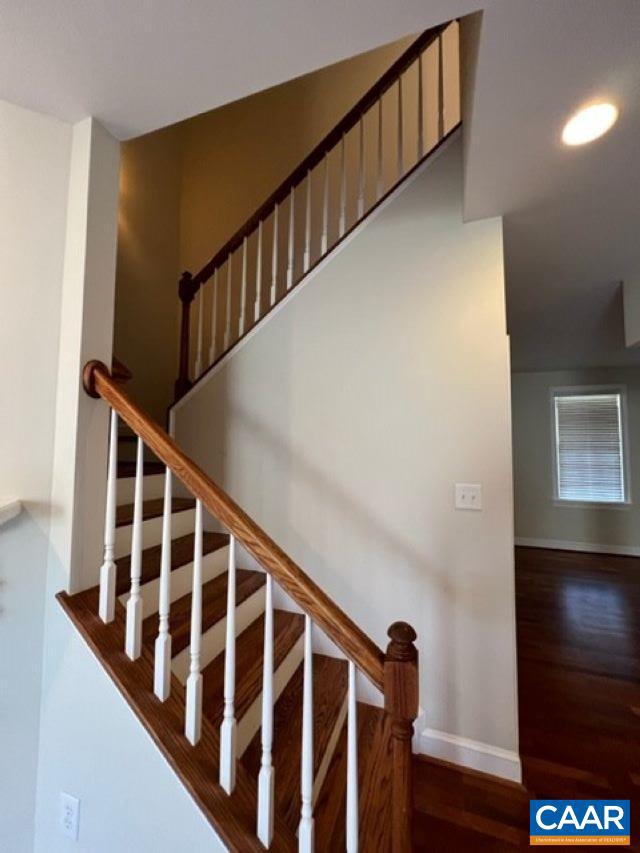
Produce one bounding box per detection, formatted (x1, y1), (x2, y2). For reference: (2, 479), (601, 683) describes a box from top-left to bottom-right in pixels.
(553, 389), (628, 504)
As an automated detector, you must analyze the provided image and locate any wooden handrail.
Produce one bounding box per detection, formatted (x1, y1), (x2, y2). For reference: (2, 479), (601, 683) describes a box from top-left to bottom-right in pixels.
(84, 359), (385, 690)
(189, 23), (446, 290)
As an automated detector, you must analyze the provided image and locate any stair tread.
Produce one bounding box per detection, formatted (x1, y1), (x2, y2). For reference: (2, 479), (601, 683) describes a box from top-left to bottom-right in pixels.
(314, 703), (392, 852)
(202, 609), (305, 726)
(115, 531), (228, 596)
(242, 654), (348, 833)
(141, 568), (266, 656)
(117, 460), (164, 478)
(116, 496), (195, 527)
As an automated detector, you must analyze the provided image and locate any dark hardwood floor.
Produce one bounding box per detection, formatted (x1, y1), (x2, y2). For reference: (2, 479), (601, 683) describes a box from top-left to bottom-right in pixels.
(413, 546), (640, 850)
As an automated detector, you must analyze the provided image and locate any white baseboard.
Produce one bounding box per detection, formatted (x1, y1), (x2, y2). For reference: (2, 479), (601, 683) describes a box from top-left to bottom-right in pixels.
(415, 726), (522, 783)
(515, 536), (640, 557)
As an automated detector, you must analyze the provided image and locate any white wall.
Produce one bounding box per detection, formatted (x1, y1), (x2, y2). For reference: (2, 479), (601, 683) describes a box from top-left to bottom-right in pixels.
(33, 605), (226, 853)
(512, 367), (640, 554)
(0, 98), (72, 853)
(173, 135), (520, 779)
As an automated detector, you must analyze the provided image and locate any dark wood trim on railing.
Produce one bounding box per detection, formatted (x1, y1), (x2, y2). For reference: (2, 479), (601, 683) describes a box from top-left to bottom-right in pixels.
(189, 24), (445, 292)
(384, 621), (419, 853)
(84, 359), (386, 690)
(175, 271), (199, 398)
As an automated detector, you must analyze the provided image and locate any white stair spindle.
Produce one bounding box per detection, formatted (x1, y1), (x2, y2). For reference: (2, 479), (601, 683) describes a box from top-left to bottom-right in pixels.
(397, 75), (404, 177)
(376, 98), (383, 200)
(303, 170), (311, 273)
(154, 468), (172, 701)
(438, 34), (445, 139)
(286, 188), (295, 290)
(357, 116), (365, 219)
(224, 256), (232, 351)
(339, 133), (347, 238)
(125, 437), (144, 660)
(257, 574), (275, 846)
(238, 236), (248, 336)
(321, 155), (329, 255)
(98, 408), (118, 623)
(209, 269), (218, 366)
(270, 204), (279, 306)
(255, 221), (263, 321)
(298, 614), (314, 852)
(185, 499), (203, 745)
(417, 51), (424, 160)
(346, 661), (359, 853)
(220, 534), (237, 793)
(194, 286), (204, 378)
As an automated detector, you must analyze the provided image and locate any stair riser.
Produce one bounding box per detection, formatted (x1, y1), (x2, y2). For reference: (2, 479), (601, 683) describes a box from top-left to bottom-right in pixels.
(115, 509), (196, 559)
(117, 546), (229, 616)
(236, 635), (305, 759)
(116, 473), (165, 504)
(172, 585), (266, 683)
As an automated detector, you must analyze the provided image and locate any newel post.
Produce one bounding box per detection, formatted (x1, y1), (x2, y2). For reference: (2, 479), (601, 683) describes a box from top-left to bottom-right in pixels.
(384, 621), (418, 852)
(175, 270), (198, 399)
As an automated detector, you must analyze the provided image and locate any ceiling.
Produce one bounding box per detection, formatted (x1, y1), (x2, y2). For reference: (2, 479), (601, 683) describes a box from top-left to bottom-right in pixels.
(0, 0), (485, 140)
(463, 0), (640, 371)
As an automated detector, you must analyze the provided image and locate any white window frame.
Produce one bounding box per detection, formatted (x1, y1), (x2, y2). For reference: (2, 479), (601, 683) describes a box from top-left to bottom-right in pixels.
(549, 385), (632, 509)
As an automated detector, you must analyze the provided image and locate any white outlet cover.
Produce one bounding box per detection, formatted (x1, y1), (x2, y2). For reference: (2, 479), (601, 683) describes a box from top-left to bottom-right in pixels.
(455, 483), (482, 511)
(60, 792), (80, 840)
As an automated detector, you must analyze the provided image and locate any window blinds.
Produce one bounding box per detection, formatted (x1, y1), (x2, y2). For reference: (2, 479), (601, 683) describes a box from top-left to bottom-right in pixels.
(554, 392), (626, 503)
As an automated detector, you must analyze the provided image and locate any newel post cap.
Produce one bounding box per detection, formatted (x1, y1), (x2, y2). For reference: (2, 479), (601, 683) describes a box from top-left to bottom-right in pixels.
(178, 270), (198, 304)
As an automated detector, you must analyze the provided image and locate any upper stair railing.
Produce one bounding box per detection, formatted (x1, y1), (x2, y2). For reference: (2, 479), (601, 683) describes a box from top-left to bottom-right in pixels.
(174, 20), (460, 400)
(84, 359), (419, 851)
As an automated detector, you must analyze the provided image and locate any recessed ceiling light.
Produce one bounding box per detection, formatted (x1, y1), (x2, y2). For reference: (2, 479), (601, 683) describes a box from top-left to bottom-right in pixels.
(562, 103), (618, 146)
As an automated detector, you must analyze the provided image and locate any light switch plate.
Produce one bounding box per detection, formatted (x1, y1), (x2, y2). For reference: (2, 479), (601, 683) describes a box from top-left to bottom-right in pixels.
(455, 483), (482, 511)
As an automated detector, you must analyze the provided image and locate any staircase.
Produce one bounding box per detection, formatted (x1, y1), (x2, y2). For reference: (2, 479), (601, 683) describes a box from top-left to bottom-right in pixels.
(58, 22), (462, 851)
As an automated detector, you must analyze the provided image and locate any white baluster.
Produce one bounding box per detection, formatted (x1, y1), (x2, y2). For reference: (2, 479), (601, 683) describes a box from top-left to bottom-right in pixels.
(255, 222), (263, 321)
(298, 614), (314, 852)
(220, 534), (237, 793)
(346, 661), (359, 853)
(397, 75), (404, 177)
(99, 408), (118, 623)
(185, 499), (203, 745)
(376, 98), (383, 200)
(238, 236), (248, 337)
(270, 204), (279, 306)
(303, 170), (311, 273)
(357, 116), (365, 219)
(125, 437), (144, 660)
(286, 188), (295, 290)
(257, 574), (274, 846)
(209, 269), (218, 366)
(321, 155), (329, 255)
(154, 468), (172, 701)
(417, 51), (424, 160)
(194, 286), (204, 378)
(339, 133), (347, 238)
(224, 256), (232, 351)
(438, 34), (445, 139)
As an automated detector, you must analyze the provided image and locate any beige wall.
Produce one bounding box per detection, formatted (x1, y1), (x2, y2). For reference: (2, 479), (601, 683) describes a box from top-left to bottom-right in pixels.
(114, 35), (414, 420)
(114, 124), (183, 422)
(172, 136), (520, 779)
(512, 367), (640, 553)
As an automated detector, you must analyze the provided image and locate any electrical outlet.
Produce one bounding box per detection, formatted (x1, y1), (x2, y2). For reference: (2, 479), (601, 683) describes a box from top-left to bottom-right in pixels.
(59, 792), (80, 840)
(455, 483), (482, 511)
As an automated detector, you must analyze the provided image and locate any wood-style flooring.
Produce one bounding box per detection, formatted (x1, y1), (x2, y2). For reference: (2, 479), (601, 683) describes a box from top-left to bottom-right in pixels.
(412, 546), (640, 850)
